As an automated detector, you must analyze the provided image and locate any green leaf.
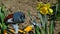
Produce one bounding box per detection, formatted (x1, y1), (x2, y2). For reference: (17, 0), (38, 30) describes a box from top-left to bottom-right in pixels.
(44, 15), (48, 34)
(0, 12), (5, 23)
(1, 5), (8, 17)
(0, 7), (1, 13)
(0, 23), (1, 26)
(0, 6), (7, 32)
(35, 25), (41, 34)
(37, 11), (46, 34)
(37, 12), (45, 29)
(2, 22), (7, 30)
(56, 14), (60, 20)
(49, 21), (54, 34)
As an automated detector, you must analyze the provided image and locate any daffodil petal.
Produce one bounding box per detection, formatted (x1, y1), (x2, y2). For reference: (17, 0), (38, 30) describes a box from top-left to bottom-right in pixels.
(48, 8), (53, 14)
(37, 2), (43, 10)
(44, 3), (51, 8)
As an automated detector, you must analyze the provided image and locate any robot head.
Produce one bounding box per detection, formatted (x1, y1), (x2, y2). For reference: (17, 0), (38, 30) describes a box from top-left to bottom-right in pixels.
(13, 12), (25, 23)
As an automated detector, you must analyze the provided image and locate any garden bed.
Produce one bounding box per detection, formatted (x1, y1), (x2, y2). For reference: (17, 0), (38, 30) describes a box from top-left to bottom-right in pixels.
(0, 0), (60, 34)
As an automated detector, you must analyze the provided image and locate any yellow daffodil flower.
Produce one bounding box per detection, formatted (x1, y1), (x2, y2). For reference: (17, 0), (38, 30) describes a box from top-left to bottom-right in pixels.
(37, 2), (53, 15)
